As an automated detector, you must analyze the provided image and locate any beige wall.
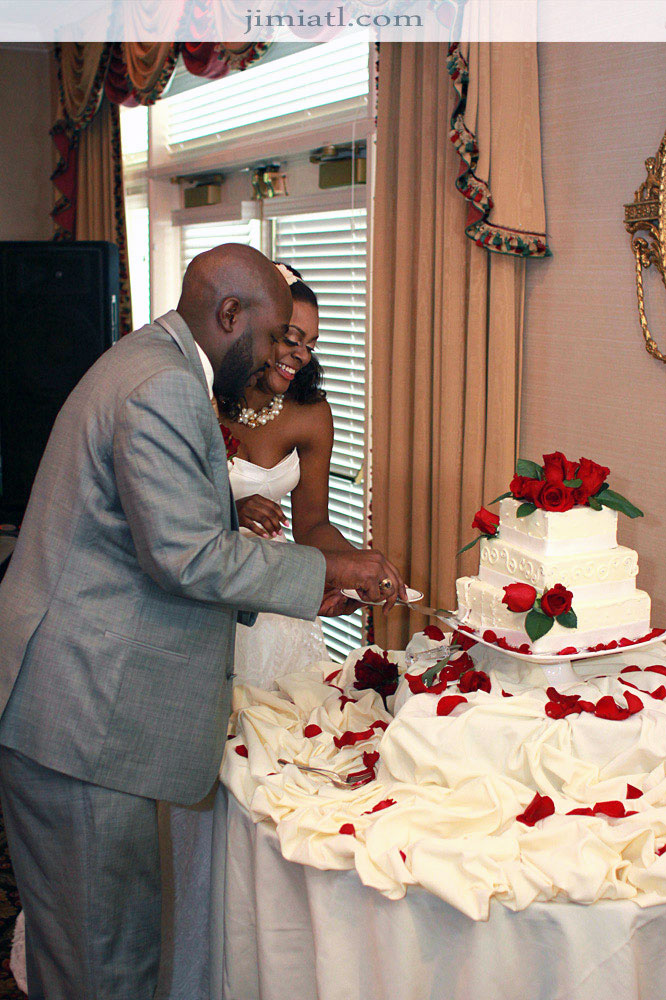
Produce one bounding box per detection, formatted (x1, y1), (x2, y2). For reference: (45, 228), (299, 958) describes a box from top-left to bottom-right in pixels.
(522, 43), (666, 626)
(0, 45), (53, 240)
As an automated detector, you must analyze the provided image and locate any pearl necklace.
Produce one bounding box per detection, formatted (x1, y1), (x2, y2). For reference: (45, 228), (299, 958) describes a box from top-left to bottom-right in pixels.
(237, 394), (284, 428)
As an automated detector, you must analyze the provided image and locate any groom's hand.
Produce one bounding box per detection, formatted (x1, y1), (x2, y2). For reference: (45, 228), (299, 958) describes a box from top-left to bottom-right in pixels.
(321, 549), (408, 613)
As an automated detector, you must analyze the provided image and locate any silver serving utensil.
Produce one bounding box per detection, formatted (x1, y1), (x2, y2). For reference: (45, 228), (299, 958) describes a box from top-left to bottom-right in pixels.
(405, 602), (457, 620)
(277, 758), (374, 789)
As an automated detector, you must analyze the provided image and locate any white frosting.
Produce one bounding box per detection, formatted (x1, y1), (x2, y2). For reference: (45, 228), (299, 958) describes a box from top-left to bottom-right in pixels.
(479, 537), (639, 599)
(499, 498), (617, 556)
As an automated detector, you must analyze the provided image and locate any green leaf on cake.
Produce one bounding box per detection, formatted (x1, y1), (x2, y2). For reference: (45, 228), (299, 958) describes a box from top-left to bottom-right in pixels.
(516, 459), (544, 480)
(596, 488), (644, 519)
(516, 502), (537, 518)
(556, 610), (578, 629)
(563, 478), (583, 488)
(588, 496), (603, 511)
(525, 609), (555, 642)
(457, 536), (482, 556)
(488, 491), (513, 505)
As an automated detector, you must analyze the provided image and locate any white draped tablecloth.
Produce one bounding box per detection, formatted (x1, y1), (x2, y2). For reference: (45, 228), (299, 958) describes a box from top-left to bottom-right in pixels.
(212, 788), (666, 1000)
(208, 633), (666, 1000)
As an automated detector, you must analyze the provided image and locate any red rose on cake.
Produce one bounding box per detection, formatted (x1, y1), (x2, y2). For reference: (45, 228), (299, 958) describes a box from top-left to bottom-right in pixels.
(509, 475), (540, 502)
(471, 507), (499, 535)
(536, 481), (576, 512)
(540, 584), (573, 618)
(502, 583), (537, 613)
(574, 457), (610, 503)
(542, 451), (579, 483)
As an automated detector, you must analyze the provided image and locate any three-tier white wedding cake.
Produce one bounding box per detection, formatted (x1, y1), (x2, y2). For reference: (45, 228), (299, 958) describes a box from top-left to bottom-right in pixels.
(455, 452), (652, 654)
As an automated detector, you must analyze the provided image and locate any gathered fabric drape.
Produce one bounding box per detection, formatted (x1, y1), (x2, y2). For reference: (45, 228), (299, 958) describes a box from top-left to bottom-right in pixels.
(75, 98), (133, 336)
(371, 42), (546, 650)
(51, 39), (267, 332)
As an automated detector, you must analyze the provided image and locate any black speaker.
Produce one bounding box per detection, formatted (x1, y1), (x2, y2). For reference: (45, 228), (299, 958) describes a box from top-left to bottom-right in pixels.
(0, 241), (120, 523)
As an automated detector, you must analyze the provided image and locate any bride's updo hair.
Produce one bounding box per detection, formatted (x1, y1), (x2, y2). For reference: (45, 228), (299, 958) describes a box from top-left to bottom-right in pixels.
(274, 263), (326, 406)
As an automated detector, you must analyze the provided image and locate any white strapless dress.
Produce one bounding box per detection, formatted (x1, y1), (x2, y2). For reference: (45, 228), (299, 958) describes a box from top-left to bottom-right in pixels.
(228, 448), (328, 689)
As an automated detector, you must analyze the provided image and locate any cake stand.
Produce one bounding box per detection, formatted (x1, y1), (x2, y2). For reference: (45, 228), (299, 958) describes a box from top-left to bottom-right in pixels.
(426, 614), (666, 687)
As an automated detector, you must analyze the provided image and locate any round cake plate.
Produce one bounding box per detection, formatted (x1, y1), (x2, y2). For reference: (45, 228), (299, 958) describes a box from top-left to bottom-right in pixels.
(434, 615), (666, 687)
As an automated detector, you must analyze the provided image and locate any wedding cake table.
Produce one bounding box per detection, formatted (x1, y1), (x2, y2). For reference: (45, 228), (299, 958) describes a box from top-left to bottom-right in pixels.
(214, 628), (666, 999)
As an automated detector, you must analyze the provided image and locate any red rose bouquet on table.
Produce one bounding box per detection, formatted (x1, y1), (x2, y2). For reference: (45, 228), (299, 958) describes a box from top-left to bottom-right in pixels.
(353, 649), (399, 707)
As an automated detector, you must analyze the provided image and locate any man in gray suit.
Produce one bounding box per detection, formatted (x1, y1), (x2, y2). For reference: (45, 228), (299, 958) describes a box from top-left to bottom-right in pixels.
(0, 244), (404, 999)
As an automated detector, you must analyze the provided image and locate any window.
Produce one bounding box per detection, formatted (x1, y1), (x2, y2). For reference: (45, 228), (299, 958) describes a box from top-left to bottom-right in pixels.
(166, 35), (369, 151)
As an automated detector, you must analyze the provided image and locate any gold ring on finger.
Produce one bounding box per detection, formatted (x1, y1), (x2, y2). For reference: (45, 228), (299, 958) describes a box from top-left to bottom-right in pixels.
(379, 578), (394, 593)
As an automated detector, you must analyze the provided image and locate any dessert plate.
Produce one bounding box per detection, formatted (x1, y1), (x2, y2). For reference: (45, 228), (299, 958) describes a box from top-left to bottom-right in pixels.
(341, 587), (423, 606)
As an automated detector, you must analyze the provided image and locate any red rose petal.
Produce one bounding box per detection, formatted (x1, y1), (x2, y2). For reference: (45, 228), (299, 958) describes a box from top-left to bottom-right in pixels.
(235, 745), (248, 758)
(333, 728), (375, 749)
(324, 668), (342, 683)
(593, 800), (626, 818)
(304, 724), (322, 738)
(557, 647), (578, 656)
(364, 798), (396, 814)
(619, 638), (634, 647)
(452, 629), (477, 651)
(621, 665), (642, 674)
(594, 693), (643, 721)
(339, 695), (356, 708)
(404, 673), (449, 695)
(483, 630), (497, 643)
(363, 750), (380, 769)
(423, 625), (445, 641)
(646, 665), (666, 677)
(568, 807), (594, 816)
(657, 844), (666, 857)
(502, 690), (514, 698)
(436, 694), (468, 716)
(651, 686), (666, 700)
(517, 792), (555, 826)
(399, 850), (406, 863)
(372, 720), (389, 732)
(339, 823), (356, 835)
(627, 784), (643, 799)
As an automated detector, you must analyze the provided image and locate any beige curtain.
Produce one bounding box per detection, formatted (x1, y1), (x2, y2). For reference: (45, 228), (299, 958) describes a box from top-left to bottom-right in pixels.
(75, 98), (133, 334)
(371, 43), (545, 650)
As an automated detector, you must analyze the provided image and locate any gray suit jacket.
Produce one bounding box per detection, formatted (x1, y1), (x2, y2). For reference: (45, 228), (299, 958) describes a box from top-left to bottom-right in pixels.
(0, 311), (325, 804)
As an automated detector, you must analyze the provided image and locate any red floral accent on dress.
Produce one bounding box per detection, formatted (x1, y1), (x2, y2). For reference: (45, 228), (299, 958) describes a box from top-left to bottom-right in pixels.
(517, 792), (555, 826)
(220, 423), (240, 462)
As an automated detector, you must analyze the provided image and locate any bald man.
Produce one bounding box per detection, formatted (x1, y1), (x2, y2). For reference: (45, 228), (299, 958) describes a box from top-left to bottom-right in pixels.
(0, 244), (405, 999)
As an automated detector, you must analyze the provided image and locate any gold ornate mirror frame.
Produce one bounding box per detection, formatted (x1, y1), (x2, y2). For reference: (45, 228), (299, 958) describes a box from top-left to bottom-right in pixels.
(624, 132), (666, 364)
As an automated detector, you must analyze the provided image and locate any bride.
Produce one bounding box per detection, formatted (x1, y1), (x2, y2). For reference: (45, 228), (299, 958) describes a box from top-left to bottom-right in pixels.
(216, 261), (360, 688)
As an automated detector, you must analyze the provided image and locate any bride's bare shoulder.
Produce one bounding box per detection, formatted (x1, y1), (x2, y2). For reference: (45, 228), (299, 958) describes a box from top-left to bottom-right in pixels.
(286, 397), (333, 447)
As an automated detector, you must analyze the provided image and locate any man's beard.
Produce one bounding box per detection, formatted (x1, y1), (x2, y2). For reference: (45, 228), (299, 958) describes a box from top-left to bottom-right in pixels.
(212, 328), (257, 404)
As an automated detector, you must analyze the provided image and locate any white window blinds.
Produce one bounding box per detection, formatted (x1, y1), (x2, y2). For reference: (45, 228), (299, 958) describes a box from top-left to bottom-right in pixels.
(273, 208), (367, 656)
(165, 35), (369, 150)
(180, 220), (261, 272)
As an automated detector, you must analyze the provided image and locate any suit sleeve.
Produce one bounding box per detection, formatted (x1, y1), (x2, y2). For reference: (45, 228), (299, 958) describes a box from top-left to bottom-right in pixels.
(113, 369), (326, 620)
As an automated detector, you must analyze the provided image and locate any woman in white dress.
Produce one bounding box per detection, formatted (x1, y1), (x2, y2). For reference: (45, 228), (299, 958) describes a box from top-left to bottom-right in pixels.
(217, 261), (360, 688)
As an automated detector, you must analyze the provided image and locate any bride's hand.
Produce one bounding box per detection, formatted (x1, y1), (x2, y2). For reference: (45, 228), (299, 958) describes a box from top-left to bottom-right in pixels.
(236, 495), (289, 539)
